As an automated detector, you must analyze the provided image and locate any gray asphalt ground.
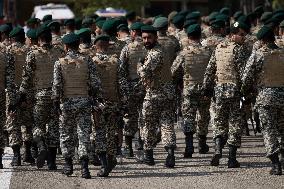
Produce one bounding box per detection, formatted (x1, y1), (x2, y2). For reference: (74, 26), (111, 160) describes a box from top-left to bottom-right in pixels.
(2, 128), (284, 189)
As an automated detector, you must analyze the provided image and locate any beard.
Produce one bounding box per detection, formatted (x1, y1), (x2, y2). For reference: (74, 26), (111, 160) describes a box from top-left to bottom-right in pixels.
(144, 42), (155, 50)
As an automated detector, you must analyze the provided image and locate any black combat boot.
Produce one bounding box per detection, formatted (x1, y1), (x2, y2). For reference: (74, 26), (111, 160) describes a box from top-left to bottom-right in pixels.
(80, 157), (91, 179)
(124, 136), (134, 158)
(198, 135), (209, 154)
(268, 153), (282, 175)
(107, 155), (117, 172)
(0, 148), (4, 169)
(210, 137), (223, 166)
(165, 147), (175, 168)
(97, 152), (109, 177)
(228, 145), (240, 168)
(47, 147), (57, 170)
(143, 149), (155, 166)
(62, 157), (73, 176)
(11, 145), (21, 166)
(36, 138), (47, 168)
(23, 141), (35, 164)
(184, 132), (194, 158)
(280, 150), (284, 166)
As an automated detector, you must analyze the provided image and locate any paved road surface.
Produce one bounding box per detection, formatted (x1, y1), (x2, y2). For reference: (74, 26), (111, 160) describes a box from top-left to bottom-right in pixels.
(1, 128), (284, 189)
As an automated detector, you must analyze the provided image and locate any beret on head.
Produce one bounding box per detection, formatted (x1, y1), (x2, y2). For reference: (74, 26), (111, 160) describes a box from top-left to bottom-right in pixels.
(126, 11), (136, 19)
(26, 29), (37, 39)
(152, 17), (168, 29)
(102, 19), (118, 32)
(94, 34), (110, 44)
(130, 22), (144, 30)
(233, 11), (243, 20)
(186, 12), (200, 20)
(42, 14), (52, 22)
(186, 23), (201, 36)
(36, 25), (51, 37)
(141, 25), (157, 35)
(62, 33), (80, 44)
(184, 19), (197, 28)
(220, 7), (230, 16)
(27, 18), (39, 25)
(95, 20), (105, 29)
(64, 19), (75, 26)
(172, 14), (185, 27)
(47, 21), (60, 30)
(211, 19), (225, 29)
(75, 28), (91, 37)
(9, 26), (25, 38)
(232, 21), (250, 33)
(257, 25), (274, 40)
(82, 17), (93, 27)
(215, 14), (230, 22)
(117, 24), (129, 31)
(0, 24), (12, 33)
(261, 12), (273, 23)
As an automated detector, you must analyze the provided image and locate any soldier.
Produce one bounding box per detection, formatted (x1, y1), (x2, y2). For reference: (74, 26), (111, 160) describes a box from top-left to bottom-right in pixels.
(26, 29), (38, 48)
(117, 24), (131, 44)
(126, 11), (136, 27)
(137, 25), (164, 166)
(19, 26), (63, 169)
(242, 26), (284, 175)
(119, 22), (147, 158)
(47, 21), (63, 48)
(52, 33), (100, 179)
(6, 27), (32, 166)
(152, 17), (179, 167)
(172, 14), (185, 40)
(251, 6), (264, 35)
(172, 24), (211, 158)
(203, 22), (250, 168)
(92, 34), (123, 176)
(0, 39), (8, 169)
(0, 24), (12, 52)
(95, 17), (106, 36)
(63, 19), (75, 36)
(76, 28), (95, 57)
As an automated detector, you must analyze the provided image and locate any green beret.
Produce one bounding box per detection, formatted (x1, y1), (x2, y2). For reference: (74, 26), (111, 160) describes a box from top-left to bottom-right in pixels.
(102, 19), (118, 31)
(272, 12), (284, 21)
(273, 9), (284, 15)
(280, 20), (284, 28)
(208, 12), (219, 23)
(220, 7), (230, 16)
(64, 19), (75, 26)
(264, 17), (281, 26)
(130, 22), (144, 30)
(36, 25), (50, 37)
(75, 28), (91, 37)
(179, 10), (189, 17)
(215, 14), (230, 22)
(42, 20), (52, 27)
(62, 33), (80, 44)
(75, 18), (82, 30)
(184, 19), (197, 28)
(141, 25), (157, 34)
(42, 14), (52, 22)
(9, 27), (24, 38)
(254, 6), (264, 17)
(117, 24), (129, 31)
(186, 12), (200, 20)
(172, 14), (185, 27)
(232, 21), (250, 33)
(95, 17), (106, 23)
(0, 24), (11, 33)
(152, 17), (168, 29)
(237, 15), (251, 28)
(186, 24), (201, 36)
(126, 11), (136, 19)
(233, 11), (243, 20)
(94, 34), (110, 44)
(27, 18), (39, 25)
(26, 29), (37, 39)
(47, 21), (60, 29)
(95, 20), (105, 29)
(257, 25), (274, 40)
(261, 12), (273, 23)
(82, 17), (93, 27)
(211, 19), (225, 29)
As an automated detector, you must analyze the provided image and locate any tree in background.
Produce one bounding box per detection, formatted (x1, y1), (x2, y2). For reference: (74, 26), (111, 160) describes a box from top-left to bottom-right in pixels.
(64, 0), (149, 16)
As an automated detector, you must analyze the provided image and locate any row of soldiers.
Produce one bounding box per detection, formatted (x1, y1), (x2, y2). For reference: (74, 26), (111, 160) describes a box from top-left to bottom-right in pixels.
(0, 5), (283, 178)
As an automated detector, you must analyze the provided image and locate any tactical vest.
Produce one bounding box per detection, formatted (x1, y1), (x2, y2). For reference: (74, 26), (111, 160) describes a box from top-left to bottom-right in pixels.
(79, 44), (95, 57)
(60, 56), (89, 98)
(215, 42), (238, 84)
(158, 37), (177, 83)
(0, 52), (5, 90)
(261, 48), (284, 87)
(33, 47), (62, 90)
(183, 46), (211, 86)
(108, 40), (126, 57)
(12, 47), (27, 86)
(93, 55), (119, 102)
(127, 41), (147, 81)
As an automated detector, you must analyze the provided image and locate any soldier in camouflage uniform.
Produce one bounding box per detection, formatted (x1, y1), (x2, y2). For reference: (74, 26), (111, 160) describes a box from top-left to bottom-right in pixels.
(6, 27), (33, 166)
(137, 25), (164, 166)
(172, 24), (211, 158)
(92, 34), (122, 176)
(76, 28), (96, 57)
(119, 22), (147, 158)
(48, 21), (63, 48)
(0, 43), (8, 169)
(153, 17), (179, 167)
(203, 22), (250, 168)
(19, 26), (63, 170)
(52, 33), (100, 179)
(102, 19), (127, 155)
(117, 24), (132, 44)
(0, 24), (12, 52)
(26, 29), (38, 49)
(242, 26), (284, 175)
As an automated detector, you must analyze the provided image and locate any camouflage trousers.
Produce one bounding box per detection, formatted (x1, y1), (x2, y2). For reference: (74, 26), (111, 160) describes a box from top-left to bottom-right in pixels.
(142, 87), (176, 150)
(93, 102), (119, 156)
(212, 97), (242, 147)
(182, 92), (211, 136)
(60, 103), (92, 159)
(258, 104), (284, 157)
(6, 90), (33, 147)
(0, 91), (5, 149)
(124, 81), (145, 137)
(33, 91), (59, 147)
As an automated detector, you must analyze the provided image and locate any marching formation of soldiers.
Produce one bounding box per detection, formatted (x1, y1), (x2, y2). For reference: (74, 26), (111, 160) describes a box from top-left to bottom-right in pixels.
(0, 5), (284, 179)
